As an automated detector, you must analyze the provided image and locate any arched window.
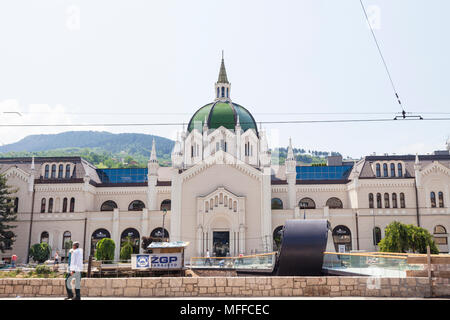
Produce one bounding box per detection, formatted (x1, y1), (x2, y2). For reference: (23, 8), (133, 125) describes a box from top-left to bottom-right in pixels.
(400, 193), (405, 208)
(121, 228), (140, 254)
(65, 164), (71, 179)
(375, 164), (381, 177)
(438, 192), (444, 208)
(128, 200), (145, 211)
(48, 198), (54, 213)
(430, 192), (436, 208)
(433, 225), (448, 247)
(368, 193), (374, 208)
(383, 163), (388, 177)
(40, 231), (49, 244)
(233, 201), (237, 212)
(228, 198), (232, 209)
(384, 193), (390, 208)
(226, 87), (229, 98)
(326, 197), (343, 209)
(217, 87), (219, 98)
(91, 228), (111, 255)
(62, 198), (68, 213)
(58, 164), (63, 178)
(398, 163), (403, 177)
(44, 165), (49, 179)
(434, 225), (446, 234)
(101, 200), (118, 211)
(273, 226), (284, 251)
(271, 198), (283, 210)
(332, 225), (352, 252)
(150, 228), (169, 240)
(160, 199), (171, 211)
(51, 164), (56, 179)
(298, 197), (316, 209)
(219, 193), (223, 204)
(69, 197), (75, 212)
(390, 163), (395, 177)
(221, 86), (225, 97)
(205, 201), (209, 213)
(376, 193), (382, 208)
(392, 193), (398, 208)
(13, 197), (19, 213)
(373, 227), (382, 245)
(40, 198), (46, 213)
(62, 231), (72, 252)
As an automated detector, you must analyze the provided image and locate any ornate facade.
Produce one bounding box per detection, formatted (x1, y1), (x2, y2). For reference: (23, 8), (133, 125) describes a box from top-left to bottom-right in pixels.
(1, 58), (449, 263)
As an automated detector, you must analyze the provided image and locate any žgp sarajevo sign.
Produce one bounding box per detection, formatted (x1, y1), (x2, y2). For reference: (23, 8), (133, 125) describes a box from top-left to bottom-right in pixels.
(131, 253), (182, 270)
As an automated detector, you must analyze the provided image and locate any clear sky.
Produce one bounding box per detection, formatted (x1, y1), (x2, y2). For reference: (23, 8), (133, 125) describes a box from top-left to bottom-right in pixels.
(0, 0), (449, 159)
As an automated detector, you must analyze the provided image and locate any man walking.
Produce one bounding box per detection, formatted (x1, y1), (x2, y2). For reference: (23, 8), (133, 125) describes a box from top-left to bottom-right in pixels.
(67, 241), (83, 300)
(64, 247), (74, 300)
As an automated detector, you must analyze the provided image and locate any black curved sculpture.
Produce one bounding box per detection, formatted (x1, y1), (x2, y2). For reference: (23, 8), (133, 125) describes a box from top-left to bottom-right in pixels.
(275, 219), (330, 276)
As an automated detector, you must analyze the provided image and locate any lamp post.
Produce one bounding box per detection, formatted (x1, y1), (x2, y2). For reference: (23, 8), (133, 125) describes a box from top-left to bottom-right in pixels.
(162, 209), (167, 241)
(299, 201), (308, 219)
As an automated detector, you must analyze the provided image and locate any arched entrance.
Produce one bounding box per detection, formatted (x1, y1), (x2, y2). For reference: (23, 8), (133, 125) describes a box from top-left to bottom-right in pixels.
(150, 228), (169, 241)
(121, 228), (140, 254)
(332, 225), (352, 253)
(91, 228), (111, 255)
(273, 226), (284, 251)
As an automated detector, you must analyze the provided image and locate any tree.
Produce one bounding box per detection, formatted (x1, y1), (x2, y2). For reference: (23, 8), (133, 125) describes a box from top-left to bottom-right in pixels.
(0, 172), (18, 253)
(379, 221), (439, 254)
(29, 243), (51, 263)
(120, 240), (133, 261)
(95, 238), (115, 262)
(378, 221), (410, 253)
(63, 240), (73, 260)
(406, 224), (439, 254)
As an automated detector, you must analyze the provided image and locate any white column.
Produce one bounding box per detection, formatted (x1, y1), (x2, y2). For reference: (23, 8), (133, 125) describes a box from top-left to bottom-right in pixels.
(170, 169), (182, 242)
(197, 226), (203, 256)
(112, 208), (120, 261)
(261, 167), (273, 252)
(239, 224), (245, 254)
(141, 208), (149, 253)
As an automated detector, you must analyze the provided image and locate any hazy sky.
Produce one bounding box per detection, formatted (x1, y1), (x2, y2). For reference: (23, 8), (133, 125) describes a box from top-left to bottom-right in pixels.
(0, 0), (449, 158)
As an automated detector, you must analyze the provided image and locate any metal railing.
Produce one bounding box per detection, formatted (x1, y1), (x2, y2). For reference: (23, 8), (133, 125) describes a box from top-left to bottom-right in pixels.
(190, 252), (276, 270)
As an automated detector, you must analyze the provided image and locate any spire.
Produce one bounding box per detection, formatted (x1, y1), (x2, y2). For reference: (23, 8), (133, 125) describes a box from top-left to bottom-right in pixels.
(150, 138), (158, 163)
(218, 51), (229, 84)
(31, 156), (35, 171)
(287, 138), (294, 160)
(415, 153), (420, 165)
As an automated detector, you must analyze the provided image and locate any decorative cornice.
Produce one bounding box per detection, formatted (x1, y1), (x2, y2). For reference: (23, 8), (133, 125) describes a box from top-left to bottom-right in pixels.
(420, 161), (450, 177)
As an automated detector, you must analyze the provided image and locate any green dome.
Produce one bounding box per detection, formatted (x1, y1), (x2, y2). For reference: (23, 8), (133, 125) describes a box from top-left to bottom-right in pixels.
(187, 101), (258, 135)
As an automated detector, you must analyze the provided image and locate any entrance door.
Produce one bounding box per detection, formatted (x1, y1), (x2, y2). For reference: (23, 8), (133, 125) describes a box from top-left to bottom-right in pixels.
(213, 231), (230, 257)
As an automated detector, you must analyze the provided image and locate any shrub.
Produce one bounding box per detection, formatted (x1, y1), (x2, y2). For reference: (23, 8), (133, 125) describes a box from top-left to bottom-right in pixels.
(95, 238), (115, 262)
(29, 243), (51, 263)
(35, 265), (51, 275)
(120, 242), (133, 261)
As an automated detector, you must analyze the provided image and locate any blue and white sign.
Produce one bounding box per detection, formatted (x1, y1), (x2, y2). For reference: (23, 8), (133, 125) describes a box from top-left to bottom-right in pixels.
(131, 253), (182, 270)
(150, 253), (182, 269)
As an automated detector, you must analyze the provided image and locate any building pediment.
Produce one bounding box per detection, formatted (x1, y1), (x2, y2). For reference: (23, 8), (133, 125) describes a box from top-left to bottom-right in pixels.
(420, 161), (450, 178)
(181, 150), (262, 182)
(3, 166), (30, 183)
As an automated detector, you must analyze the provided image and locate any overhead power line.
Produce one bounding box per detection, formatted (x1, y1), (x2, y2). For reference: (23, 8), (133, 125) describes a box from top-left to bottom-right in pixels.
(359, 0), (418, 120)
(0, 117), (448, 128)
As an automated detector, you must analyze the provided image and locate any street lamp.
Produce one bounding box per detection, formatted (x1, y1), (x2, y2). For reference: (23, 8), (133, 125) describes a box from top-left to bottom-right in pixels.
(161, 208), (167, 241)
(299, 201), (308, 219)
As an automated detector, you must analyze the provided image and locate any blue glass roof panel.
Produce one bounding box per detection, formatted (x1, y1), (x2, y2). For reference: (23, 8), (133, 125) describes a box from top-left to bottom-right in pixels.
(295, 165), (353, 180)
(96, 168), (148, 183)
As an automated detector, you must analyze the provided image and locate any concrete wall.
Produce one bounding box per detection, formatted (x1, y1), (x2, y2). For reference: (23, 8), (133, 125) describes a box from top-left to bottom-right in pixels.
(0, 276), (448, 298)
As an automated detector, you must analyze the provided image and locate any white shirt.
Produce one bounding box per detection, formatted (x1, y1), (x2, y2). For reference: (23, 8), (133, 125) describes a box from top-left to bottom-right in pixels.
(69, 248), (84, 272)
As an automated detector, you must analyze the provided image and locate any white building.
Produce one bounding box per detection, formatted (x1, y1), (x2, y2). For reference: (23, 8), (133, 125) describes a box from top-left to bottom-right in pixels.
(1, 58), (449, 263)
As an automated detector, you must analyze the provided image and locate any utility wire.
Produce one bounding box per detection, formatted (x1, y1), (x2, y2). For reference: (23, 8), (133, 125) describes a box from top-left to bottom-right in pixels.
(0, 117), (449, 127)
(359, 0), (407, 116)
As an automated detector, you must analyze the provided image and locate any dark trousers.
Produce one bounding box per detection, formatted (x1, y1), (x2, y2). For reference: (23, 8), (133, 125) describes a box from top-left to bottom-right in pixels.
(65, 273), (73, 298)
